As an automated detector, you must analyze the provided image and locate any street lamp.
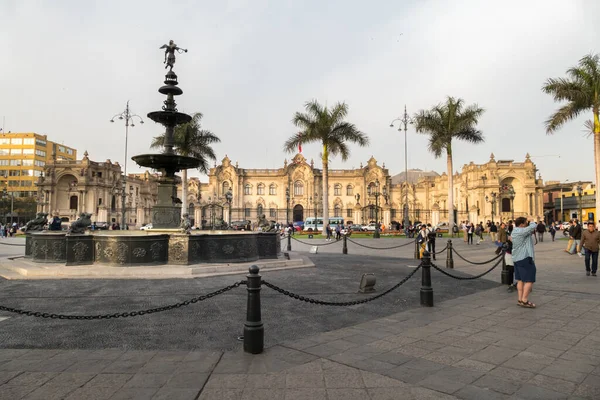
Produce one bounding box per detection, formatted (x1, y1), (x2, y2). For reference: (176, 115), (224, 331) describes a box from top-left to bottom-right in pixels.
(285, 187), (290, 225)
(485, 192), (497, 223)
(310, 192), (319, 231)
(110, 101), (144, 229)
(2, 185), (13, 225)
(225, 190), (233, 228)
(372, 180), (386, 239)
(390, 105), (412, 231)
(508, 187), (515, 221)
(577, 185), (583, 221)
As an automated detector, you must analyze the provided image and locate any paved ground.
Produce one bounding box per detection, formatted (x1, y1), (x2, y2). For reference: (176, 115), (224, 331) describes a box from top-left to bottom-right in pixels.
(0, 235), (598, 399)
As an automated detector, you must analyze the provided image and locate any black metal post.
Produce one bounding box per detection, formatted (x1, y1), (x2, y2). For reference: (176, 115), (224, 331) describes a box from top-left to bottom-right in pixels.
(342, 234), (348, 254)
(287, 231), (291, 251)
(420, 251), (434, 307)
(446, 239), (454, 269)
(244, 265), (264, 354)
(414, 236), (420, 259)
(500, 250), (512, 285)
(374, 193), (380, 238)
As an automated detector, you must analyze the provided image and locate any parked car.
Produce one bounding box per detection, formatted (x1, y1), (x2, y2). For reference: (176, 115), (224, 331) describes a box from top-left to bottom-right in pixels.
(363, 223), (378, 232)
(140, 223), (153, 230)
(434, 222), (450, 233)
(349, 224), (364, 232)
(92, 222), (109, 230)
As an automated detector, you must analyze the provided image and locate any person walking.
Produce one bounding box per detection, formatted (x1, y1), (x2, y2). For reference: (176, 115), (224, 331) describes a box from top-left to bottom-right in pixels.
(549, 224), (556, 242)
(325, 224), (332, 241)
(568, 219), (582, 256)
(490, 222), (498, 242)
(467, 222), (474, 245)
(511, 216), (538, 308)
(417, 224), (429, 258)
(581, 221), (600, 276)
(536, 221), (546, 242)
(426, 223), (437, 260)
(462, 221), (468, 243)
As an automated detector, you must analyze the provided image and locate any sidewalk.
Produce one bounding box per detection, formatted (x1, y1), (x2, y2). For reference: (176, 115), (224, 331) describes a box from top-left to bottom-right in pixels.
(1, 239), (599, 399)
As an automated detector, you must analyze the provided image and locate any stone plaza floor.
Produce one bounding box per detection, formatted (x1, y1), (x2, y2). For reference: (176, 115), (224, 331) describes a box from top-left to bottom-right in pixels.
(0, 235), (598, 399)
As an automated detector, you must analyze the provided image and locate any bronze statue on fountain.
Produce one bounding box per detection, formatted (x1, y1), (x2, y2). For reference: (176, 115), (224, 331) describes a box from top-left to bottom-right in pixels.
(22, 212), (49, 232)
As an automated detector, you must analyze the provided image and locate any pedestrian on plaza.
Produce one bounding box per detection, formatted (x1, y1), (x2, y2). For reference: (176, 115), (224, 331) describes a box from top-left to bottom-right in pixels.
(536, 221), (546, 242)
(490, 222), (498, 242)
(511, 216), (538, 308)
(567, 219), (582, 256)
(475, 222), (484, 244)
(325, 224), (332, 241)
(507, 220), (514, 236)
(505, 239), (517, 292)
(335, 224), (341, 241)
(452, 223), (459, 238)
(417, 224), (428, 258)
(549, 224), (556, 242)
(467, 222), (474, 244)
(495, 222), (508, 254)
(462, 221), (468, 243)
(426, 223), (437, 260)
(581, 220), (600, 276)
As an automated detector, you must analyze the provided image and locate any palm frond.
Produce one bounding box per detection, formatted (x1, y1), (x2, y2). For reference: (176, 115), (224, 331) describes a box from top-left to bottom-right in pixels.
(545, 102), (584, 134)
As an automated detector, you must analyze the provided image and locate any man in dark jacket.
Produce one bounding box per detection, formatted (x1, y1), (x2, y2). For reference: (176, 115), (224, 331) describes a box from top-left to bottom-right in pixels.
(536, 221), (546, 242)
(569, 219), (583, 256)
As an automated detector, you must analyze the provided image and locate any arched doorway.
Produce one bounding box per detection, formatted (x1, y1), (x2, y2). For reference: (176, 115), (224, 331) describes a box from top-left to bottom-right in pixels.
(293, 205), (304, 222)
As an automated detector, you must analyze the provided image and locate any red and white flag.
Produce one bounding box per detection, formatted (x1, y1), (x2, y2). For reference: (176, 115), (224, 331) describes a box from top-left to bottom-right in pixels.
(298, 132), (302, 153)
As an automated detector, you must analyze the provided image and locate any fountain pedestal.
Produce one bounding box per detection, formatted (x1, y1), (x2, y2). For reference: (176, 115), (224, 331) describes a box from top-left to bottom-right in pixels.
(151, 177), (181, 228)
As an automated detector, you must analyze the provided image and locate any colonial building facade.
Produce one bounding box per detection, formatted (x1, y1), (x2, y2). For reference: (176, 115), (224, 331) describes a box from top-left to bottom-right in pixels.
(36, 151), (158, 227)
(37, 152), (545, 228)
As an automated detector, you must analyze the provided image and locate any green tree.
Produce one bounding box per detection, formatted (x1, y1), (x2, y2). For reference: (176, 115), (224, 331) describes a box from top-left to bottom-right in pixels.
(413, 97), (485, 229)
(283, 100), (369, 234)
(543, 53), (600, 220)
(151, 112), (220, 217)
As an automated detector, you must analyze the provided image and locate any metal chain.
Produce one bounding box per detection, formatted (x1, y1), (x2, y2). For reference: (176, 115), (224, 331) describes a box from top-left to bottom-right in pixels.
(290, 236), (341, 246)
(430, 255), (503, 280)
(262, 265), (421, 306)
(452, 248), (504, 265)
(346, 237), (416, 250)
(0, 280), (246, 319)
(432, 244), (448, 255)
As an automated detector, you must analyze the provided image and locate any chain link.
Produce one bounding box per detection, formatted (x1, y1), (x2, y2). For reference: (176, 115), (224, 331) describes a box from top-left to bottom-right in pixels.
(346, 237), (416, 250)
(452, 248), (504, 265)
(430, 255), (503, 280)
(0, 280), (246, 319)
(432, 244), (448, 255)
(261, 265), (421, 306)
(290, 236), (342, 246)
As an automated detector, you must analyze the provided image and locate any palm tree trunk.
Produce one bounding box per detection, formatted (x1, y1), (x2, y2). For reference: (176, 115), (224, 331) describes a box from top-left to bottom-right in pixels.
(322, 143), (329, 237)
(594, 108), (600, 223)
(447, 144), (455, 229)
(181, 169), (188, 218)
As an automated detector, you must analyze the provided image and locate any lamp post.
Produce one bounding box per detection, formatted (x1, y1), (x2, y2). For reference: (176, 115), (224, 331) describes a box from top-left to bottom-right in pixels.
(372, 180), (385, 239)
(285, 187), (290, 225)
(225, 190), (233, 228)
(508, 187), (515, 221)
(485, 192), (497, 223)
(390, 106), (412, 231)
(110, 101), (144, 229)
(310, 192), (319, 232)
(2, 185), (13, 225)
(577, 185), (583, 221)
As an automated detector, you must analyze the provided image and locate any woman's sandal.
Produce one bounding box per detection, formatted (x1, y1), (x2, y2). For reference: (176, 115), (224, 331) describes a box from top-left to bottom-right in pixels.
(520, 301), (536, 308)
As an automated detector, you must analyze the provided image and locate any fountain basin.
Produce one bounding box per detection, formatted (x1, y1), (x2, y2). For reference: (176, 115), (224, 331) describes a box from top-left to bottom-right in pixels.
(27, 231), (281, 267)
(132, 154), (202, 173)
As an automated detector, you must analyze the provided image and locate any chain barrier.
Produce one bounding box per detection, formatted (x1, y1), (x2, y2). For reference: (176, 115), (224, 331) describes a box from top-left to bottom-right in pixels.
(452, 248), (503, 265)
(261, 265), (421, 306)
(290, 236), (341, 246)
(346, 237), (416, 250)
(0, 280), (246, 319)
(432, 244), (448, 255)
(430, 254), (504, 280)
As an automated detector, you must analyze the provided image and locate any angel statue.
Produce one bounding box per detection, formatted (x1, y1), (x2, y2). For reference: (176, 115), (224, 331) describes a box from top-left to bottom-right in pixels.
(160, 40), (188, 71)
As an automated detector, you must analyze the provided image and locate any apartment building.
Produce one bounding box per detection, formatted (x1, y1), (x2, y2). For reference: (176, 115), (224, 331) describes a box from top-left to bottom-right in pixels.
(0, 132), (77, 197)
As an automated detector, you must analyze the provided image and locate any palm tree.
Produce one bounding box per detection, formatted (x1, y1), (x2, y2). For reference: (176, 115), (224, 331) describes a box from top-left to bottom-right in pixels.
(283, 100), (369, 235)
(413, 97), (485, 229)
(543, 53), (600, 220)
(151, 112), (220, 216)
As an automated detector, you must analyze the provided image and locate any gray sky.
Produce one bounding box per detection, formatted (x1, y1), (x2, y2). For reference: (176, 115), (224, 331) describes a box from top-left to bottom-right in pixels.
(1, 0), (598, 183)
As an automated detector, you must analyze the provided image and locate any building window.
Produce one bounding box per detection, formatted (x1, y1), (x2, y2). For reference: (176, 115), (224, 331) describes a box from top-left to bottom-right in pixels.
(32, 170), (42, 177)
(269, 208), (276, 218)
(21, 180), (32, 187)
(9, 160), (21, 166)
(9, 170), (20, 176)
(0, 171), (6, 177)
(501, 198), (511, 212)
(334, 184), (341, 196)
(244, 207), (250, 217)
(294, 181), (304, 196)
(346, 208), (353, 218)
(269, 184), (276, 195)
(334, 205), (341, 217)
(367, 182), (376, 195)
(58, 146), (65, 153)
(244, 184), (251, 195)
(11, 138), (22, 145)
(346, 185), (353, 196)
(0, 138), (9, 145)
(257, 183), (265, 195)
(0, 149), (8, 155)
(23, 138), (34, 145)
(66, 149), (73, 155)
(34, 160), (45, 167)
(257, 204), (263, 216)
(35, 149), (46, 157)
(0, 160), (7, 166)
(22, 149), (34, 155)
(222, 181), (229, 195)
(10, 149), (21, 155)
(391, 209), (397, 218)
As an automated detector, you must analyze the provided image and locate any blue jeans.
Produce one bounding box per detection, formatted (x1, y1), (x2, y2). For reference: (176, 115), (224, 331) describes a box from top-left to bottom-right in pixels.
(585, 249), (598, 273)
